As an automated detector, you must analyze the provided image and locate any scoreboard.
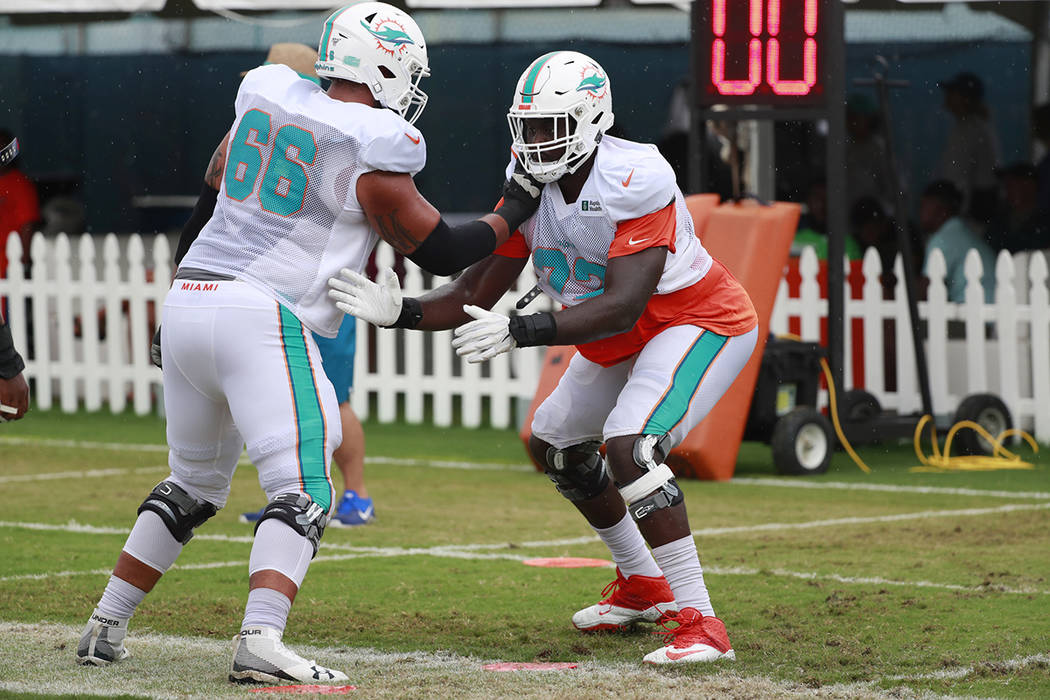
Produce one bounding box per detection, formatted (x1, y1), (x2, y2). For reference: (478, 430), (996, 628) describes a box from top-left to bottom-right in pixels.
(694, 0), (833, 108)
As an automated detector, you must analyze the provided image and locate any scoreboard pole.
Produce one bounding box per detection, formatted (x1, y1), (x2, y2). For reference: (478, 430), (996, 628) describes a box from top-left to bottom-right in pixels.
(824, 0), (846, 398)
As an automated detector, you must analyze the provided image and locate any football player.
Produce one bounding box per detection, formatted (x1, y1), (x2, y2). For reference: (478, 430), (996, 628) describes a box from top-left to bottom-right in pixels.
(329, 50), (759, 665)
(75, 2), (542, 684)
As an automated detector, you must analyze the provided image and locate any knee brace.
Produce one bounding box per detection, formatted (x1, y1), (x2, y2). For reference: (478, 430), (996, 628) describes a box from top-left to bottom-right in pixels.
(542, 441), (610, 502)
(137, 480), (217, 544)
(618, 434), (683, 521)
(254, 493), (328, 558)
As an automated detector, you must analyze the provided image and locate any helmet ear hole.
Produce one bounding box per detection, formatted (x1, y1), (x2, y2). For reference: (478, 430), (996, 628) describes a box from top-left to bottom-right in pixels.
(378, 65), (396, 79)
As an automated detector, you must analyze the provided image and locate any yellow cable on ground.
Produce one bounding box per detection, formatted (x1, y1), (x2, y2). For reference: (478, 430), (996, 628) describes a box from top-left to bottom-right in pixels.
(911, 415), (1038, 472)
(775, 334), (1039, 475)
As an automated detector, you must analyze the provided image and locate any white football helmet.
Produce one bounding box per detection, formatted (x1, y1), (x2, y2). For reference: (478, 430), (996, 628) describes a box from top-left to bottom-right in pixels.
(315, 2), (430, 125)
(508, 51), (615, 183)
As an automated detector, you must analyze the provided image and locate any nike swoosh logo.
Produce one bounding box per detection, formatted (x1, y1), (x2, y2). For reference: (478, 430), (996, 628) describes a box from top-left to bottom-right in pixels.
(665, 647), (714, 661)
(405, 133), (420, 144)
(627, 235), (651, 246)
(621, 168), (635, 187)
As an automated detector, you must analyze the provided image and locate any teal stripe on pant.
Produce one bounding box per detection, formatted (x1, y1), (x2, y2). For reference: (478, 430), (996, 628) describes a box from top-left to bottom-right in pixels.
(278, 305), (331, 511)
(643, 330), (728, 435)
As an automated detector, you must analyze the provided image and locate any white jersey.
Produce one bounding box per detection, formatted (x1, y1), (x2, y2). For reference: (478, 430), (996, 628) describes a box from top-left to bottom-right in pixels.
(180, 64), (426, 336)
(503, 135), (711, 309)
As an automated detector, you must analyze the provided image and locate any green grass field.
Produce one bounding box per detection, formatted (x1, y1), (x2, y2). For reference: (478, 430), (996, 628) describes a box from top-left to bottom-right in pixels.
(1, 409), (1048, 699)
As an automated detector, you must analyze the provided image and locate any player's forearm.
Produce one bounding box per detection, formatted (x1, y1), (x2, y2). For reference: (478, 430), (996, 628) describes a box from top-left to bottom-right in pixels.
(549, 297), (644, 346)
(0, 316), (26, 380)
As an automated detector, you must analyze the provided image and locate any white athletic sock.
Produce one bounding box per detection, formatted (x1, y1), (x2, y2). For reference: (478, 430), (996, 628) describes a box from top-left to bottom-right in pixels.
(594, 513), (663, 579)
(123, 510), (184, 574)
(96, 576), (147, 621)
(651, 535), (715, 617)
(242, 587), (293, 634)
(248, 519), (314, 587)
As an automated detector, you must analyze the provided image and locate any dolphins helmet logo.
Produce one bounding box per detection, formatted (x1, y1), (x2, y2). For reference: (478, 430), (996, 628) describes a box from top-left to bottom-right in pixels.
(576, 64), (608, 100)
(361, 17), (415, 57)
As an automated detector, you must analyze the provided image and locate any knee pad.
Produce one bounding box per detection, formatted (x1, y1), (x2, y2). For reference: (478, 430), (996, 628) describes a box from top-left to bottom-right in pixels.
(137, 480), (218, 544)
(254, 493), (328, 558)
(542, 441), (609, 502)
(618, 434), (683, 521)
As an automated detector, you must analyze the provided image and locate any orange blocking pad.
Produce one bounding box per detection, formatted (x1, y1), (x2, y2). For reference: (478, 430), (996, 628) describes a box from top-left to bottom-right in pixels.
(671, 199), (799, 480)
(519, 197), (799, 481)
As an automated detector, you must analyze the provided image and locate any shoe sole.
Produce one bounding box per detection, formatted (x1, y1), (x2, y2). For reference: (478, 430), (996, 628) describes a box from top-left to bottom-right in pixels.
(643, 649), (736, 665)
(229, 670), (283, 685)
(573, 608), (676, 633)
(76, 648), (130, 666)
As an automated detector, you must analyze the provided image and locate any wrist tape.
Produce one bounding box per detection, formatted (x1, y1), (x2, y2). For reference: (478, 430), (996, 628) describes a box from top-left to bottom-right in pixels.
(508, 312), (557, 347)
(386, 297), (423, 330)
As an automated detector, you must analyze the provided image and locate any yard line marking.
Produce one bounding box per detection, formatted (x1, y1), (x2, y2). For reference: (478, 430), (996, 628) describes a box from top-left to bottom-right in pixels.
(731, 477), (1050, 501)
(886, 652), (1050, 680)
(4, 552), (1045, 595)
(0, 436), (169, 453)
(0, 466), (168, 484)
(5, 434), (1047, 497)
(5, 500), (1048, 549)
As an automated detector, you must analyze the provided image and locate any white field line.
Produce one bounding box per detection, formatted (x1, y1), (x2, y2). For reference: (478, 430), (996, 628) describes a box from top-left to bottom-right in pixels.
(4, 502), (1050, 594)
(3, 433), (1048, 500)
(0, 621), (902, 700)
(886, 652), (1050, 681)
(731, 477), (1050, 501)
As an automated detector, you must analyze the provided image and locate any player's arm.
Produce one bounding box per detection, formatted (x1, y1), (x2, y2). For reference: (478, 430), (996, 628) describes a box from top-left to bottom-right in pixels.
(413, 254), (528, 330)
(0, 310), (29, 421)
(328, 253), (526, 331)
(546, 246), (665, 345)
(173, 131), (230, 267)
(356, 164), (541, 277)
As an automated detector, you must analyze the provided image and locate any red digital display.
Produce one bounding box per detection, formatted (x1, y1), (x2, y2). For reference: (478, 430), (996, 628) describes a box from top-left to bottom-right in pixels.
(699, 0), (826, 105)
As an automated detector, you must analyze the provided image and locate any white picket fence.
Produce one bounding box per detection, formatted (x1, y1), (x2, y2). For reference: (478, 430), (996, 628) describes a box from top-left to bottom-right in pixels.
(2, 232), (1049, 438)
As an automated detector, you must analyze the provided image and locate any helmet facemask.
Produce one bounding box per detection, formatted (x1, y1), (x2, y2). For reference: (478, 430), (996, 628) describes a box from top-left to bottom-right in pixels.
(507, 51), (614, 183)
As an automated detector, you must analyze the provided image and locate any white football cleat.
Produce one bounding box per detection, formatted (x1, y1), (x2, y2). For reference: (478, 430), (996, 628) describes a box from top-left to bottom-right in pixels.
(76, 612), (131, 666)
(229, 626), (348, 684)
(572, 568), (677, 632)
(643, 607), (736, 664)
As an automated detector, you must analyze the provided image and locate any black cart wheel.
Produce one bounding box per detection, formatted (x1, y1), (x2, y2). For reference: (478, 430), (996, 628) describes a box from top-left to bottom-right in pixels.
(952, 394), (1012, 456)
(772, 407), (834, 476)
(835, 389), (881, 423)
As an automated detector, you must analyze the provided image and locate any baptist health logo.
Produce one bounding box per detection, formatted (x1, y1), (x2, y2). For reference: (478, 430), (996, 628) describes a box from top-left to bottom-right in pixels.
(581, 200), (602, 212)
(361, 18), (415, 56)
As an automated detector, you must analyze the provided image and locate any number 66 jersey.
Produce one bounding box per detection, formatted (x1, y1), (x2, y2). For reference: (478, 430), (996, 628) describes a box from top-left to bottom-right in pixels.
(180, 63), (425, 338)
(494, 135), (758, 367)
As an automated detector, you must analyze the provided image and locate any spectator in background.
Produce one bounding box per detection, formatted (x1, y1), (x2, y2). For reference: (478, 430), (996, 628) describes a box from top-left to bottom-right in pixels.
(1033, 103), (1050, 221)
(920, 180), (996, 304)
(0, 129), (40, 278)
(936, 72), (999, 225)
(0, 305), (29, 422)
(845, 94), (892, 215)
(791, 177), (861, 261)
(986, 162), (1049, 254)
(656, 78), (735, 200)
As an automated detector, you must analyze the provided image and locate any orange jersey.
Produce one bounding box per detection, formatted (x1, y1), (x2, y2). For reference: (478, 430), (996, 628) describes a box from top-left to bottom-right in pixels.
(494, 136), (756, 367)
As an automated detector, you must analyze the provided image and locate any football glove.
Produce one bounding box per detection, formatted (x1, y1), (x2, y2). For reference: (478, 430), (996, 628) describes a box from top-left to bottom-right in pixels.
(328, 267), (403, 327)
(452, 305), (516, 364)
(494, 160), (545, 232)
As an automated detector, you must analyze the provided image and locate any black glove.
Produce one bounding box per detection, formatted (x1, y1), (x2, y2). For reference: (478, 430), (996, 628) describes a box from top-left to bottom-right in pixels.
(150, 326), (162, 369)
(494, 160), (544, 233)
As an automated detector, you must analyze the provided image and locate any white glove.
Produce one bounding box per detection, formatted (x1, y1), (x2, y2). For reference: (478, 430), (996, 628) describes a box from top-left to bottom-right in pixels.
(327, 267), (402, 327)
(452, 305), (517, 364)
